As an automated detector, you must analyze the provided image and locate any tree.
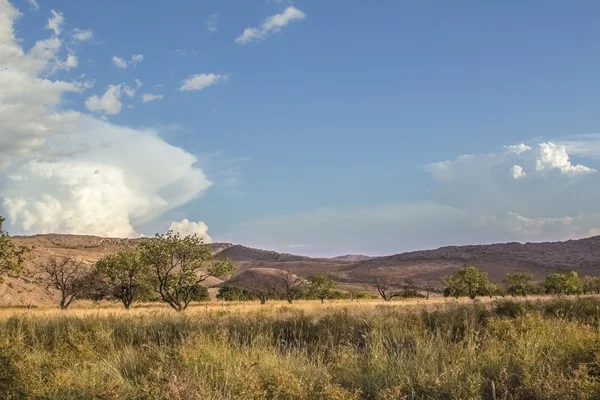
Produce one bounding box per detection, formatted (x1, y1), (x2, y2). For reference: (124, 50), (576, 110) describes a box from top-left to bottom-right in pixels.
(582, 276), (600, 294)
(139, 231), (237, 311)
(424, 280), (436, 300)
(442, 265), (494, 300)
(36, 255), (91, 309)
(308, 274), (336, 303)
(94, 250), (151, 309)
(503, 271), (534, 297)
(374, 278), (402, 301)
(217, 285), (253, 301)
(543, 271), (582, 296)
(278, 270), (306, 304)
(0, 216), (29, 281)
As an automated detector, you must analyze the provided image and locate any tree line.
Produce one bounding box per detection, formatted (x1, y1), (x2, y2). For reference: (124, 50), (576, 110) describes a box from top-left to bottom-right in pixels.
(440, 265), (599, 299)
(1, 216), (600, 309)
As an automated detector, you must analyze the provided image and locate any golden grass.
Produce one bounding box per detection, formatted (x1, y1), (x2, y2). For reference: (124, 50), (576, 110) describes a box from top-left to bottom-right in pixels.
(2, 296), (600, 399)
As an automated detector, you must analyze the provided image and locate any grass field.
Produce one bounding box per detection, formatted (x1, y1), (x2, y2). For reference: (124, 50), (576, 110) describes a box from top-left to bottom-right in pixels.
(2, 296), (600, 399)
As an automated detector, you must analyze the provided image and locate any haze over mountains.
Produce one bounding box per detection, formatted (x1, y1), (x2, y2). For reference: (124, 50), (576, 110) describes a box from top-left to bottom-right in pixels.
(2, 233), (599, 306)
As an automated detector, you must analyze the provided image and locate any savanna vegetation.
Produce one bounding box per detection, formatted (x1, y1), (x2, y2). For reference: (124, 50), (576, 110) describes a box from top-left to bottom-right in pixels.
(4, 217), (600, 398)
(2, 298), (600, 399)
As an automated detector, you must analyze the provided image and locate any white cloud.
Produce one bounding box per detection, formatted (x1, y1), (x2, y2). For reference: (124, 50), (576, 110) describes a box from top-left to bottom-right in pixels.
(85, 85), (123, 115)
(179, 73), (228, 92)
(235, 6), (306, 44)
(0, 2), (213, 238)
(72, 28), (93, 41)
(111, 56), (127, 69)
(535, 142), (595, 176)
(142, 93), (164, 103)
(225, 139), (600, 255)
(46, 10), (63, 35)
(511, 165), (526, 179)
(112, 54), (143, 69)
(168, 219), (212, 243)
(205, 14), (218, 32)
(27, 0), (39, 10)
(85, 80), (140, 114)
(0, 2), (91, 169)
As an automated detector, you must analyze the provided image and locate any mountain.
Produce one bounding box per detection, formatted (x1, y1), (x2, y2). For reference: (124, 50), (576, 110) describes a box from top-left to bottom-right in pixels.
(2, 233), (600, 306)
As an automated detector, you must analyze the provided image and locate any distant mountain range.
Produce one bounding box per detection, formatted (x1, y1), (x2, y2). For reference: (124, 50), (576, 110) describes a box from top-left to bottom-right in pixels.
(2, 233), (599, 306)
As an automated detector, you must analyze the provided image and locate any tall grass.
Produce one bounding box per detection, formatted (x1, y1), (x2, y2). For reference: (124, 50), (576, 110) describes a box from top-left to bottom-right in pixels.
(2, 297), (600, 399)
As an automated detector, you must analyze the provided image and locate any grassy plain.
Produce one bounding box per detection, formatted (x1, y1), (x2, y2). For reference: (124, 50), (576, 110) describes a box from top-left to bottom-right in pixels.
(2, 296), (600, 399)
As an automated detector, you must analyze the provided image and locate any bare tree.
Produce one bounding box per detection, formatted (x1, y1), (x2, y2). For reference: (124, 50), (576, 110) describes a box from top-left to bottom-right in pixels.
(278, 270), (306, 304)
(36, 255), (90, 309)
(251, 274), (280, 304)
(374, 278), (402, 301)
(424, 280), (436, 300)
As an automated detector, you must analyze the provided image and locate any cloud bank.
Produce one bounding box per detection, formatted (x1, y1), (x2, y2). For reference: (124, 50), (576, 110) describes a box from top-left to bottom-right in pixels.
(0, 1), (212, 237)
(225, 140), (600, 256)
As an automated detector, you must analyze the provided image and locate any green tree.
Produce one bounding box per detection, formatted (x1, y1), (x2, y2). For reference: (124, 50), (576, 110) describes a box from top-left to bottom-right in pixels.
(94, 250), (151, 309)
(308, 274), (336, 303)
(139, 231), (237, 311)
(216, 285), (253, 301)
(543, 271), (582, 296)
(503, 271), (534, 297)
(442, 265), (495, 300)
(0, 216), (28, 281)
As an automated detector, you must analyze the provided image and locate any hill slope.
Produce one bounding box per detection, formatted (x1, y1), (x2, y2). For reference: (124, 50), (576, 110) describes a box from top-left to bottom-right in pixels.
(2, 233), (600, 305)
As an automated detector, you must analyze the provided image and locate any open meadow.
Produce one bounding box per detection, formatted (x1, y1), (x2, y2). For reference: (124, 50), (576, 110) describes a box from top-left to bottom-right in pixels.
(2, 296), (600, 400)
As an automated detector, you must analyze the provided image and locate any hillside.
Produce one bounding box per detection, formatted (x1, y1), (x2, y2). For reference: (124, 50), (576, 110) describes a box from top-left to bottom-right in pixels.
(336, 236), (600, 287)
(2, 233), (600, 306)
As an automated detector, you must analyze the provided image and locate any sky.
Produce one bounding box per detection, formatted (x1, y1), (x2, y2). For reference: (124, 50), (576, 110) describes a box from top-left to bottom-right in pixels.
(2, 0), (600, 257)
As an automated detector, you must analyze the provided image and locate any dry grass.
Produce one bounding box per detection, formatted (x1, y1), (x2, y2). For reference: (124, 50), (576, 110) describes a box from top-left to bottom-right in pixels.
(2, 296), (600, 399)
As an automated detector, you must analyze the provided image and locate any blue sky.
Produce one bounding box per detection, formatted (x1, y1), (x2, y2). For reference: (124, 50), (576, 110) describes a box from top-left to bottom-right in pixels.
(2, 0), (600, 256)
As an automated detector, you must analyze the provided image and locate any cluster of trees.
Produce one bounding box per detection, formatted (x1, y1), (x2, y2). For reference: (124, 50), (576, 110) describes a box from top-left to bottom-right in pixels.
(218, 273), (376, 304)
(35, 231), (236, 310)
(441, 265), (600, 299)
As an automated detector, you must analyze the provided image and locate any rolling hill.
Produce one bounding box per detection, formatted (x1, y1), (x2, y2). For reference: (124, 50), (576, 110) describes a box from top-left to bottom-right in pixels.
(1, 233), (600, 306)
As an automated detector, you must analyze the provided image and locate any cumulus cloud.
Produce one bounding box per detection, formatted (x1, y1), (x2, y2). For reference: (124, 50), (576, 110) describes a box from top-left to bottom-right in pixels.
(0, 1), (213, 238)
(85, 85), (123, 115)
(112, 54), (143, 69)
(27, 0), (38, 10)
(225, 140), (600, 256)
(511, 165), (526, 179)
(142, 93), (164, 103)
(85, 80), (140, 115)
(179, 73), (227, 92)
(535, 142), (595, 175)
(168, 219), (212, 243)
(72, 28), (93, 41)
(0, 2), (92, 169)
(235, 6), (306, 44)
